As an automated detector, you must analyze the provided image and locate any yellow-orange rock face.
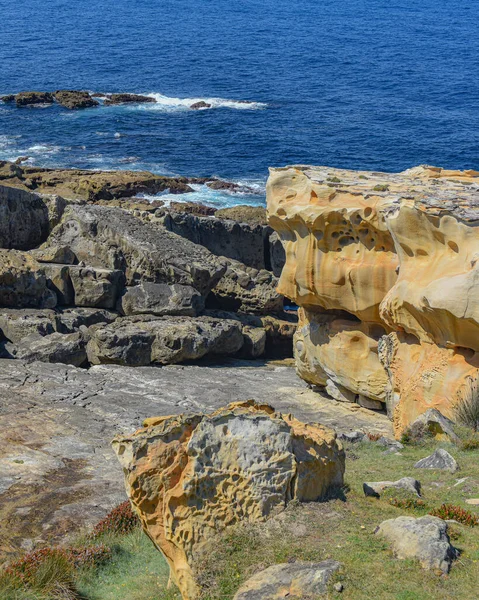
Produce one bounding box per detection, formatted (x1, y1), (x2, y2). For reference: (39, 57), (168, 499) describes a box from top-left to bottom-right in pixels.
(267, 165), (479, 435)
(112, 400), (345, 600)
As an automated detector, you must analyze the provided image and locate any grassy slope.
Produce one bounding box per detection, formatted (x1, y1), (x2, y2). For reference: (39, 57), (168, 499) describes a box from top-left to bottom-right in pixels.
(2, 438), (478, 600)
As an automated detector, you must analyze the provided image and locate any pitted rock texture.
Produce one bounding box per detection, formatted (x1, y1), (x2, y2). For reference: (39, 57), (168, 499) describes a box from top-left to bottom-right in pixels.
(0, 185), (50, 250)
(112, 400), (345, 600)
(267, 165), (479, 435)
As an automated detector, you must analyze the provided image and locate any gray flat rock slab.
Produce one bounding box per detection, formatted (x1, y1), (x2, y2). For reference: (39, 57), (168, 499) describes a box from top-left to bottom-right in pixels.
(0, 358), (391, 558)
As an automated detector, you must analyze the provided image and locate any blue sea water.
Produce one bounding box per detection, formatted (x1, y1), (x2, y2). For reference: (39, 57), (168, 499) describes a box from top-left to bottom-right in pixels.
(1, 0), (478, 206)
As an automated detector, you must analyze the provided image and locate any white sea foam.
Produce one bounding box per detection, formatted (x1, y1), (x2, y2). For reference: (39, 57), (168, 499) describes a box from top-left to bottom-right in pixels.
(139, 181), (266, 210)
(110, 93), (267, 112)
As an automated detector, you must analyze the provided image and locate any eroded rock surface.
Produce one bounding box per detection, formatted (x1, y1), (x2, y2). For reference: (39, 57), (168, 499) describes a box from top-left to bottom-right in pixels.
(113, 400), (345, 599)
(267, 165), (479, 435)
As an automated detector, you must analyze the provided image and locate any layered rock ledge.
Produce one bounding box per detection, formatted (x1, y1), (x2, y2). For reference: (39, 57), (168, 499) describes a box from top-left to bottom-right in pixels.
(267, 164), (479, 435)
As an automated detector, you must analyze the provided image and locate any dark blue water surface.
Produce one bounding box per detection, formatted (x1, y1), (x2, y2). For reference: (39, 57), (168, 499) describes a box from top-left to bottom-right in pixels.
(1, 0), (478, 205)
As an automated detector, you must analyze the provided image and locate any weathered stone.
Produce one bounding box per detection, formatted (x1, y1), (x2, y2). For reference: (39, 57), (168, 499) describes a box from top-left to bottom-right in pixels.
(112, 400), (345, 599)
(409, 409), (460, 443)
(0, 309), (57, 343)
(268, 165), (479, 435)
(233, 560), (341, 600)
(103, 93), (156, 105)
(414, 449), (458, 473)
(375, 515), (456, 573)
(54, 90), (99, 109)
(190, 101), (211, 109)
(363, 477), (421, 498)
(55, 307), (118, 333)
(326, 379), (357, 403)
(44, 204), (226, 294)
(43, 264), (74, 306)
(376, 436), (404, 451)
(1, 95), (15, 103)
(338, 431), (365, 443)
(0, 250), (57, 309)
(30, 245), (77, 265)
(15, 92), (54, 106)
(118, 282), (204, 317)
(261, 314), (297, 357)
(269, 231), (286, 277)
(238, 325), (267, 358)
(358, 395), (384, 410)
(68, 266), (124, 309)
(208, 259), (283, 314)
(87, 315), (244, 366)
(11, 332), (88, 367)
(0, 185), (50, 250)
(162, 210), (270, 269)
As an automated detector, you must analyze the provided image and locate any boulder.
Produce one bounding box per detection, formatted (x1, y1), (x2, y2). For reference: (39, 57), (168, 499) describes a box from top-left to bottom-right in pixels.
(69, 266), (125, 309)
(118, 282), (204, 317)
(44, 204), (226, 295)
(55, 307), (118, 333)
(0, 250), (57, 309)
(43, 263), (74, 305)
(11, 332), (88, 367)
(0, 309), (57, 343)
(363, 477), (421, 498)
(208, 259), (283, 315)
(267, 165), (479, 436)
(30, 245), (77, 265)
(54, 90), (99, 109)
(375, 515), (457, 573)
(15, 92), (54, 106)
(233, 560), (341, 600)
(112, 400), (345, 599)
(0, 185), (50, 250)
(190, 101), (211, 109)
(161, 210), (270, 270)
(338, 431), (365, 443)
(410, 409), (460, 443)
(87, 315), (244, 366)
(1, 95), (15, 103)
(414, 449), (458, 473)
(238, 325), (266, 358)
(103, 93), (156, 105)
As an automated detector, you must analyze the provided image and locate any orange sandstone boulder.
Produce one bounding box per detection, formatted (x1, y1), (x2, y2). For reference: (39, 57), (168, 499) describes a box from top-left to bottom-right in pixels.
(112, 400), (345, 600)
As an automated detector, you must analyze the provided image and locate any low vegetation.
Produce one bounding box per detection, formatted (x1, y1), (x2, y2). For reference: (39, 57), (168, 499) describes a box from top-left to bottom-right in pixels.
(1, 437), (478, 600)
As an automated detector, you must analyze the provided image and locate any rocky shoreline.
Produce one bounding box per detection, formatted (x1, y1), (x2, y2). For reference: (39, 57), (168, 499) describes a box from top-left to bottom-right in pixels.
(0, 164), (288, 369)
(0, 90), (219, 110)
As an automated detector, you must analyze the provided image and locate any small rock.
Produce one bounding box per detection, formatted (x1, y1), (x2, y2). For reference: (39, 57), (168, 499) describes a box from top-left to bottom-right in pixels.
(103, 93), (156, 105)
(375, 515), (457, 573)
(410, 409), (460, 443)
(334, 582), (344, 592)
(465, 498), (479, 505)
(363, 477), (421, 498)
(233, 560), (342, 599)
(338, 431), (365, 443)
(376, 436), (404, 450)
(414, 449), (458, 473)
(190, 101), (212, 109)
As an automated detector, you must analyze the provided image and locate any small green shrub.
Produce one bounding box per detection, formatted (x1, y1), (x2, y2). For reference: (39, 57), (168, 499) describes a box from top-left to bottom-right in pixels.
(400, 422), (433, 446)
(91, 500), (140, 538)
(429, 504), (479, 527)
(327, 176), (341, 183)
(381, 487), (426, 511)
(359, 175), (368, 180)
(373, 184), (389, 192)
(460, 435), (479, 450)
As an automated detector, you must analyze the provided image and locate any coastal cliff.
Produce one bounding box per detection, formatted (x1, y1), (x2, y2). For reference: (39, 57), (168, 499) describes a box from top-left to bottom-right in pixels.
(267, 165), (479, 436)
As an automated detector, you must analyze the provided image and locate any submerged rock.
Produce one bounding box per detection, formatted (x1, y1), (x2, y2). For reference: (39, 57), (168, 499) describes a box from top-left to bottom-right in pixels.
(15, 91), (54, 106)
(54, 90), (99, 109)
(112, 400), (345, 599)
(103, 93), (156, 105)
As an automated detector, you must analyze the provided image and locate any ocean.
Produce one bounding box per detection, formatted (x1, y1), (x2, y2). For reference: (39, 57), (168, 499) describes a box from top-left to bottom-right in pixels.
(1, 0), (478, 207)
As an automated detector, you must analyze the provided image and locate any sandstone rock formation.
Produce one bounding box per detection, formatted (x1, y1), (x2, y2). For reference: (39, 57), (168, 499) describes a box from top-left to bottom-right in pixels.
(112, 400), (345, 599)
(267, 165), (479, 435)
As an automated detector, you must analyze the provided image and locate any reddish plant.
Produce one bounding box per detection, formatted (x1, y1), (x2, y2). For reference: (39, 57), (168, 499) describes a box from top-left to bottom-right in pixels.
(91, 500), (140, 538)
(429, 504), (479, 527)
